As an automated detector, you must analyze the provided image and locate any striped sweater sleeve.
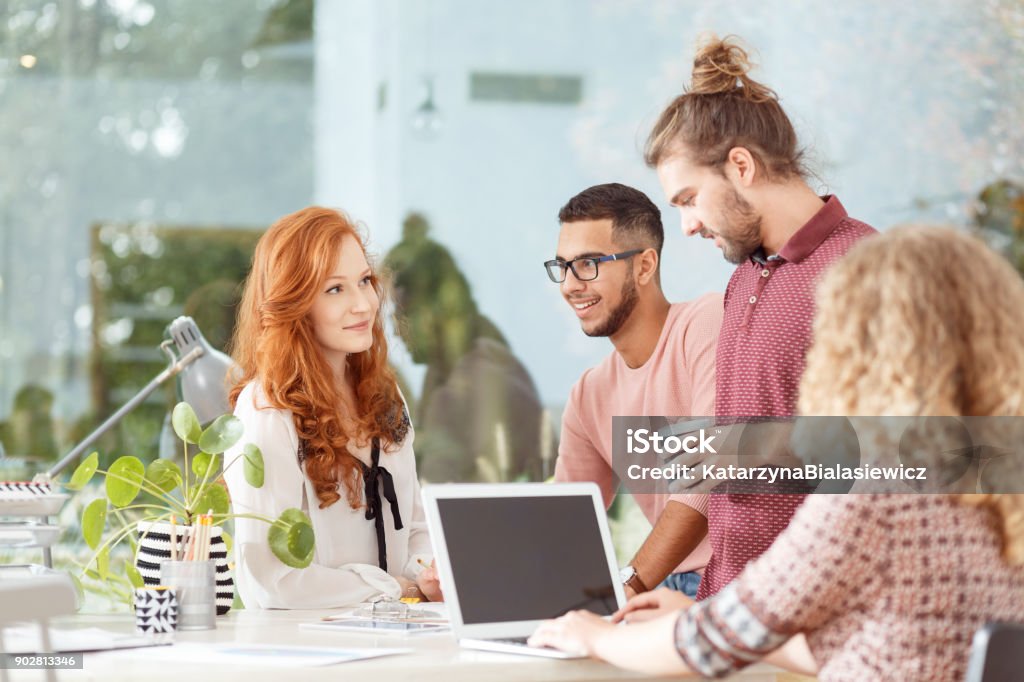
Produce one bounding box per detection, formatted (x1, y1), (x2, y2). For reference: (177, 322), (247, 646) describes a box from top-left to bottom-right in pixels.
(675, 582), (790, 677)
(673, 496), (886, 676)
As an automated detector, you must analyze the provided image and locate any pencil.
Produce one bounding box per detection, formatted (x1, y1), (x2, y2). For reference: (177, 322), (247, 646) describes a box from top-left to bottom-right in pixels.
(202, 514), (211, 561)
(186, 520), (198, 561)
(196, 517), (206, 562)
(204, 509), (214, 561)
(170, 515), (177, 561)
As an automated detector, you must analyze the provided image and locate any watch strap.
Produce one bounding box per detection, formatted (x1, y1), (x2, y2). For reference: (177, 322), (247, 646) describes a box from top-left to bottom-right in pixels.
(624, 567), (649, 593)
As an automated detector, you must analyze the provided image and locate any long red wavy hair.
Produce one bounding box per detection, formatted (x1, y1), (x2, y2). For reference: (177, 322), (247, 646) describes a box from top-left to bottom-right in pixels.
(229, 206), (407, 509)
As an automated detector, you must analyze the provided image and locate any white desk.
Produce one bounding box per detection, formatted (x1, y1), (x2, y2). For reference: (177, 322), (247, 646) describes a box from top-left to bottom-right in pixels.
(10, 610), (804, 682)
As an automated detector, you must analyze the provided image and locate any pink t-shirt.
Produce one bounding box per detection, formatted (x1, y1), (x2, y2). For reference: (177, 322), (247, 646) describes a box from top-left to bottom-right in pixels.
(555, 294), (722, 575)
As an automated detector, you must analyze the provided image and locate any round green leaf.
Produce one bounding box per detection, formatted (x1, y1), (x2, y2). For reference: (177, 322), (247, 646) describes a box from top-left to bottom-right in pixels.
(220, 529), (233, 554)
(125, 563), (144, 589)
(268, 508), (314, 568)
(288, 523), (314, 565)
(191, 452), (219, 480)
(82, 498), (107, 550)
(193, 483), (230, 517)
(105, 456), (145, 507)
(172, 402), (202, 444)
(243, 444), (264, 488)
(96, 546), (110, 580)
(146, 459), (182, 493)
(67, 452), (99, 491)
(198, 414), (244, 455)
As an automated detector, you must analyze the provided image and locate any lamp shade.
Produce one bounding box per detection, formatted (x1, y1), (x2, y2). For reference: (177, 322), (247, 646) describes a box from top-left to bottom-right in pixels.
(167, 316), (236, 424)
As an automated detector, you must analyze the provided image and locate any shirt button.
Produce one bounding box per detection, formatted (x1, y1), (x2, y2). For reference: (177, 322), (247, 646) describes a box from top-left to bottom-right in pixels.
(749, 296), (757, 304)
(761, 269), (770, 278)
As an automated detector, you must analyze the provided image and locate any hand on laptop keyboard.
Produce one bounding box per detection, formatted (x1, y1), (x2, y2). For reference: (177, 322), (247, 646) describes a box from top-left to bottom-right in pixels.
(529, 610), (612, 658)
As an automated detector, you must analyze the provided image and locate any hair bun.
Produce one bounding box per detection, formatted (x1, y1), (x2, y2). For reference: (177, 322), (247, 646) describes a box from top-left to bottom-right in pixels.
(690, 34), (776, 103)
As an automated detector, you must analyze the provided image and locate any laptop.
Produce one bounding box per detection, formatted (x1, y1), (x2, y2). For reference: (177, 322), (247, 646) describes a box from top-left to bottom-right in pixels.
(421, 482), (625, 659)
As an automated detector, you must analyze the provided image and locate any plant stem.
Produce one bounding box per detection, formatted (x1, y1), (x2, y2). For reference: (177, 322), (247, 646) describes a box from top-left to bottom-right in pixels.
(182, 438), (190, 513)
(98, 469), (188, 514)
(219, 451), (246, 478)
(82, 524), (135, 573)
(219, 512), (276, 525)
(113, 509), (136, 552)
(133, 510), (177, 565)
(111, 504), (181, 514)
(84, 510), (172, 573)
(188, 452), (219, 512)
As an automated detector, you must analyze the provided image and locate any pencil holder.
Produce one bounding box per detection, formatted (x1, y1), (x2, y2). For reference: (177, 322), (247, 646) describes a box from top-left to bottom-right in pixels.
(134, 587), (177, 633)
(136, 520), (234, 615)
(160, 560), (217, 631)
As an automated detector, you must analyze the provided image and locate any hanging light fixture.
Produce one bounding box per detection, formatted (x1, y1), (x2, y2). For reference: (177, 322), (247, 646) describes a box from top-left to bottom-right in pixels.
(409, 0), (441, 139)
(411, 75), (443, 138)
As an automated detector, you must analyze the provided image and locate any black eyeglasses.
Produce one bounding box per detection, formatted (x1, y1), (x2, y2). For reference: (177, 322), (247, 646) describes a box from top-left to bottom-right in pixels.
(543, 249), (644, 283)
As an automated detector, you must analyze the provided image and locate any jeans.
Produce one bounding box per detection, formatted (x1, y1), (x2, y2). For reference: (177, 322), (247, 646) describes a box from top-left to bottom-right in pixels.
(659, 570), (701, 598)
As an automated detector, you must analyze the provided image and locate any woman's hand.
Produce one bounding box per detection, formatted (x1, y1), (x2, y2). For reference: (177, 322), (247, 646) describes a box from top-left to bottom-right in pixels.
(416, 560), (444, 602)
(532, 609), (692, 675)
(612, 587), (693, 624)
(395, 576), (424, 601)
(528, 610), (614, 658)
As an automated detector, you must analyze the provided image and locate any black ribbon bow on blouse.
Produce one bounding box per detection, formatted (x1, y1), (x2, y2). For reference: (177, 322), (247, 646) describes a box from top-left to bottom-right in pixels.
(360, 438), (403, 572)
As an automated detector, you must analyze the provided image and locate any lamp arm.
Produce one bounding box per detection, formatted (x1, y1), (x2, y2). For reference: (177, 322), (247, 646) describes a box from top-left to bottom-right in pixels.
(38, 345), (206, 482)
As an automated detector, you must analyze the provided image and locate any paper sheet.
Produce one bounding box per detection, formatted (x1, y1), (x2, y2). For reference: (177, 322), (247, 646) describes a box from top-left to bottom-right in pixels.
(1, 626), (170, 654)
(99, 642), (411, 667)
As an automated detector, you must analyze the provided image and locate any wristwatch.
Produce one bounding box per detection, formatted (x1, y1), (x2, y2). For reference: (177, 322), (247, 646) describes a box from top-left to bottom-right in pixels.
(619, 564), (648, 593)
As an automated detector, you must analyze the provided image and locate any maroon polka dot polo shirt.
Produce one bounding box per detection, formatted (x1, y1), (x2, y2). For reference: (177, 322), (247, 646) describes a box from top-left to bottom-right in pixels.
(697, 195), (878, 600)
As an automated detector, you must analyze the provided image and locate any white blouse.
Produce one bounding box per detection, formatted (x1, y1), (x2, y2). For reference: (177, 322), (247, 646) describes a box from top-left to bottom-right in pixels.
(223, 382), (432, 609)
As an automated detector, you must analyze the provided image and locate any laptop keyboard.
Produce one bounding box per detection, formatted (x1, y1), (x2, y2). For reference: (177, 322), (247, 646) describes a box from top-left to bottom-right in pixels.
(462, 636), (578, 658)
(491, 637), (530, 646)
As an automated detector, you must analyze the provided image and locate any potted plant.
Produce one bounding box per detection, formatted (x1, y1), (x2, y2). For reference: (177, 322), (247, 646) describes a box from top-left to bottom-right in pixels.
(66, 401), (314, 612)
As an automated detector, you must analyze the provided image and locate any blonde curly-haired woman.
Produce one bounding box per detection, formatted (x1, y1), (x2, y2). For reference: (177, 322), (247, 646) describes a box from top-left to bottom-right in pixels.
(530, 226), (1024, 681)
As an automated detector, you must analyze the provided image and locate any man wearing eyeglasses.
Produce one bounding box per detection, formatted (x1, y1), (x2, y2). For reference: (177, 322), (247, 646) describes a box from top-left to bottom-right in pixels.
(547, 183), (722, 598)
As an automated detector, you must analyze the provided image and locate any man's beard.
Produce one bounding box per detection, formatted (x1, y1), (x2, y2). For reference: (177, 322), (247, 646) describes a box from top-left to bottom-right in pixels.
(715, 187), (763, 265)
(585, 274), (639, 338)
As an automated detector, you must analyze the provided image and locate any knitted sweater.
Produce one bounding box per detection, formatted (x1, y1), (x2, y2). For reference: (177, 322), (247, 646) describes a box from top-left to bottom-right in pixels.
(675, 495), (1024, 681)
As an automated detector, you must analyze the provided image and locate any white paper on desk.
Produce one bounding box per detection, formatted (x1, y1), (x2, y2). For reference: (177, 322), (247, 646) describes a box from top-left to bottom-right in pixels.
(302, 619), (449, 636)
(1, 626), (170, 654)
(307, 601), (450, 636)
(409, 601), (449, 619)
(324, 601), (450, 622)
(100, 643), (411, 667)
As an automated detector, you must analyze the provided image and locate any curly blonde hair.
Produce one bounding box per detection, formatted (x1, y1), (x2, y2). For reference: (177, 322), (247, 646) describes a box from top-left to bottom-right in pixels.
(800, 225), (1024, 564)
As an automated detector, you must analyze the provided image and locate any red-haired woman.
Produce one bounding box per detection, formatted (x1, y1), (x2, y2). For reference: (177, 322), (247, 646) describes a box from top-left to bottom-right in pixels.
(223, 206), (440, 608)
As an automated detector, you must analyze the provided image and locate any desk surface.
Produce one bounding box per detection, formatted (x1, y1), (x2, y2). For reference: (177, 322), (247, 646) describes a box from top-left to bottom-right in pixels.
(11, 610), (803, 682)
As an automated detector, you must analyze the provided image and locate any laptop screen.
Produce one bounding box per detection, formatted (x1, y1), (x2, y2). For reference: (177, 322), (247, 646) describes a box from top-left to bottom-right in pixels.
(436, 494), (618, 624)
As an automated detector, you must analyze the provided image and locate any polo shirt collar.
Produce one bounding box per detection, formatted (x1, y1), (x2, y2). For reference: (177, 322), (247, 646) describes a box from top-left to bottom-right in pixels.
(749, 195), (848, 266)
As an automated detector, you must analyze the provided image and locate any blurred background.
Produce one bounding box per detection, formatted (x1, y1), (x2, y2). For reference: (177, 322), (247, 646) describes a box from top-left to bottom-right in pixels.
(1, 0), (1022, 596)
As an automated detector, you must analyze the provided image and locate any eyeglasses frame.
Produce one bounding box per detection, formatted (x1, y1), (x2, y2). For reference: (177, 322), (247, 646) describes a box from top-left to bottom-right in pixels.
(543, 249), (645, 283)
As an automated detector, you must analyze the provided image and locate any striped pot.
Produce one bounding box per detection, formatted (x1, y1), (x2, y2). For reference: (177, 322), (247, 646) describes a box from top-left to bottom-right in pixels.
(135, 520), (233, 616)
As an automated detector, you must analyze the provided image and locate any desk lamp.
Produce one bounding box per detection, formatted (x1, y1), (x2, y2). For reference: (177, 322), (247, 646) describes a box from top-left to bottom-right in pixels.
(29, 316), (234, 567)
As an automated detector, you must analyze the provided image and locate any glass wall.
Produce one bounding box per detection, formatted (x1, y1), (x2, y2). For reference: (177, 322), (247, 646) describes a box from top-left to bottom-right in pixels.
(2, 0), (1022, 603)
(1, 0), (314, 465)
